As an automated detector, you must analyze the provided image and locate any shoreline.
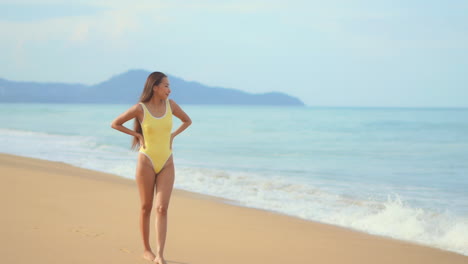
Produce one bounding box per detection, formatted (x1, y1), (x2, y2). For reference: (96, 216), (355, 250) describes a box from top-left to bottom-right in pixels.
(1, 153), (467, 264)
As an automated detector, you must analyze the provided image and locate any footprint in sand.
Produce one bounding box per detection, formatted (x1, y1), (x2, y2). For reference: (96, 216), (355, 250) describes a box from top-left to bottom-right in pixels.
(69, 226), (104, 238)
(119, 248), (132, 253)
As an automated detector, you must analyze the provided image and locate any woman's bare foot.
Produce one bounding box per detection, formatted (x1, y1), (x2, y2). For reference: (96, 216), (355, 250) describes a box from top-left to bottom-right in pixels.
(142, 250), (156, 262)
(153, 255), (167, 264)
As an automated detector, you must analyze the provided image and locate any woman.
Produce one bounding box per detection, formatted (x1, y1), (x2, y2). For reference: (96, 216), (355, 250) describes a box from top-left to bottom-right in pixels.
(111, 72), (192, 264)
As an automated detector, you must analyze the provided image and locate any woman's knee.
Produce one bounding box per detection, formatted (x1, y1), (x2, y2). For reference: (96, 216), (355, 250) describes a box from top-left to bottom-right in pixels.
(141, 203), (153, 215)
(156, 204), (168, 215)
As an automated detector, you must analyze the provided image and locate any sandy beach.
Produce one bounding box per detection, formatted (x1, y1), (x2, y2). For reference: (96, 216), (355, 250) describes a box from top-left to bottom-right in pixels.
(1, 153), (466, 264)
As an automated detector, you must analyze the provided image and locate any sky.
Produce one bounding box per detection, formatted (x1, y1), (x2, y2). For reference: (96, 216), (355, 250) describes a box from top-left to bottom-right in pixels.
(1, 0), (467, 107)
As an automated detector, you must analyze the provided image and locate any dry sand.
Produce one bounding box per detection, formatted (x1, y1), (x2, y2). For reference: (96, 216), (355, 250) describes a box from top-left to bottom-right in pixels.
(1, 153), (467, 264)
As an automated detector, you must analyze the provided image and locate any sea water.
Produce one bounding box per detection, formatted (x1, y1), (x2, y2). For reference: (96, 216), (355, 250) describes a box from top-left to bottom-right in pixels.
(0, 103), (467, 255)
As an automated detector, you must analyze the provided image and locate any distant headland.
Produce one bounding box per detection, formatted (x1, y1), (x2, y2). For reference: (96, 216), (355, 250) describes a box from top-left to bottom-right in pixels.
(0, 69), (305, 106)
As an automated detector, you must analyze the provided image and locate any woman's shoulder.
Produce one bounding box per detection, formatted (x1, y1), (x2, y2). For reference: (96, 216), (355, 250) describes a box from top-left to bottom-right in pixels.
(129, 102), (145, 114)
(168, 98), (178, 108)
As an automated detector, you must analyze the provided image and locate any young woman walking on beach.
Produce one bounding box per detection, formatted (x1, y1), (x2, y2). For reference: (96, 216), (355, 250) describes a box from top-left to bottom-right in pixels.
(111, 72), (192, 264)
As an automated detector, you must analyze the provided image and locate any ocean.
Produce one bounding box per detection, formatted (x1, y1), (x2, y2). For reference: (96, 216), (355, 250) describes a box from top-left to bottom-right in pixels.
(1, 103), (467, 256)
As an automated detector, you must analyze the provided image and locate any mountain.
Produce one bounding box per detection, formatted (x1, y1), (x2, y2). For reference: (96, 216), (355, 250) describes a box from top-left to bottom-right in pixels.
(0, 69), (305, 106)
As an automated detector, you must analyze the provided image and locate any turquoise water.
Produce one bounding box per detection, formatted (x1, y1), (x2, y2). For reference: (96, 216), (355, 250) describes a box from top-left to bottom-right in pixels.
(1, 103), (467, 255)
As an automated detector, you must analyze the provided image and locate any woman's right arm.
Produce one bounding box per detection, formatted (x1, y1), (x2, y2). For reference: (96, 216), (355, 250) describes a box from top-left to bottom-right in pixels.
(110, 104), (145, 148)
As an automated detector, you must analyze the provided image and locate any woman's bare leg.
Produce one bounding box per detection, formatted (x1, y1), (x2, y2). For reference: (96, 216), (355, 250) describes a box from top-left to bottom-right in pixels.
(136, 153), (157, 261)
(153, 155), (175, 264)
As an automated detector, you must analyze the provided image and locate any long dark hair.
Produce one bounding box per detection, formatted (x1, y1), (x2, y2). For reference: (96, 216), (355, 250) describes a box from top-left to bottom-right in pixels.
(132, 72), (167, 150)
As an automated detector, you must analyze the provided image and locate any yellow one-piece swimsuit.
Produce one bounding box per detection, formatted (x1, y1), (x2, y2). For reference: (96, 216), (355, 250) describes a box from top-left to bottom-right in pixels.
(139, 99), (173, 174)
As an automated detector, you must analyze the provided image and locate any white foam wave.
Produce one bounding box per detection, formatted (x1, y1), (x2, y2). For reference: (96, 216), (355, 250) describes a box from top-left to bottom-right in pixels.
(0, 128), (138, 177)
(174, 167), (468, 256)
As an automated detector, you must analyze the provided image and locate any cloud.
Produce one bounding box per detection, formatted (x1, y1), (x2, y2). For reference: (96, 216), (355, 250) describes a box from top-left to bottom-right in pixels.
(0, 0), (174, 74)
(273, 1), (468, 59)
(69, 20), (90, 43)
(0, 2), (164, 46)
(162, 1), (280, 14)
(0, 2), (106, 22)
(13, 39), (27, 69)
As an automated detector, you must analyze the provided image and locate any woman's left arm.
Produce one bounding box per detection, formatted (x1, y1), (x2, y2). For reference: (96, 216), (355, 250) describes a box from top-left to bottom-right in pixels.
(170, 99), (192, 139)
